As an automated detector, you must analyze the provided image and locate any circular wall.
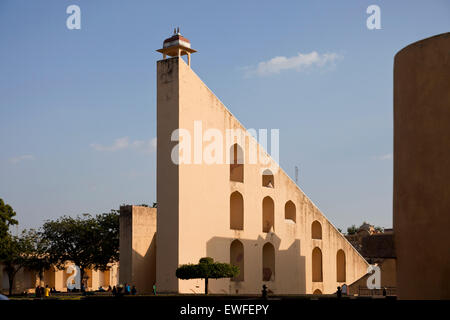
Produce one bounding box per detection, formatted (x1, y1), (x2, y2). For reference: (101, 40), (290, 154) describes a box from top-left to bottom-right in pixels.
(394, 32), (450, 299)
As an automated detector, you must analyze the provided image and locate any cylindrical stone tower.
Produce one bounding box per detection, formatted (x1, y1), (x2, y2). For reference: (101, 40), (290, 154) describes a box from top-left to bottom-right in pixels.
(394, 32), (450, 300)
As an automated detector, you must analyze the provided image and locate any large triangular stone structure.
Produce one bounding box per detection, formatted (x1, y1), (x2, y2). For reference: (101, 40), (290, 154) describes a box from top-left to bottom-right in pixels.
(156, 36), (368, 294)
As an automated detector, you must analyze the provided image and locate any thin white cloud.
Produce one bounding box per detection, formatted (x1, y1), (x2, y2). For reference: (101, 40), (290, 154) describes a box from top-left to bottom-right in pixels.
(9, 154), (35, 164)
(130, 137), (157, 153)
(245, 51), (341, 77)
(375, 153), (393, 160)
(90, 137), (156, 153)
(150, 137), (157, 151)
(90, 137), (129, 152)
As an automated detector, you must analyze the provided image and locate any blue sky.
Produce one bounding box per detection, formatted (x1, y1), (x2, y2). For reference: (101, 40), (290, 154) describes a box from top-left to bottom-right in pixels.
(1, 0), (449, 232)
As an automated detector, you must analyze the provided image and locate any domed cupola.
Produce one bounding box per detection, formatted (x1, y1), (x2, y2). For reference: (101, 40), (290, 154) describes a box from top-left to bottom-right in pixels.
(157, 28), (197, 66)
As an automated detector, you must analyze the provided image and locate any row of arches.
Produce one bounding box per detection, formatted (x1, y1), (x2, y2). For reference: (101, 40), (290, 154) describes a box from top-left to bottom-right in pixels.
(230, 193), (297, 232)
(312, 248), (346, 282)
(229, 144), (275, 188)
(230, 240), (346, 283)
(229, 240), (275, 282)
(230, 192), (324, 240)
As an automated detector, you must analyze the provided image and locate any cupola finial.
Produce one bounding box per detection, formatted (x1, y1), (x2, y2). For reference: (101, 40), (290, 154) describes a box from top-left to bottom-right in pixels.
(157, 30), (197, 67)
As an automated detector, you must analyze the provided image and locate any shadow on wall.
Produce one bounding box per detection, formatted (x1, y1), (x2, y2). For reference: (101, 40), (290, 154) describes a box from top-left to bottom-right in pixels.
(131, 233), (157, 294)
(206, 233), (306, 294)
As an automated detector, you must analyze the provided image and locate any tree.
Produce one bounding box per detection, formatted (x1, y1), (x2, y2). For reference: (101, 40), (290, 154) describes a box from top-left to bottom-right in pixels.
(20, 229), (52, 284)
(374, 226), (384, 233)
(0, 198), (24, 296)
(0, 231), (36, 295)
(0, 198), (18, 239)
(176, 257), (239, 294)
(347, 225), (358, 235)
(41, 211), (119, 285)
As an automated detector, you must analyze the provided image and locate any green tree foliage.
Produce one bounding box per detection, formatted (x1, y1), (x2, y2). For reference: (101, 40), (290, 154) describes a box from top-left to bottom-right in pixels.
(0, 198), (23, 295)
(20, 229), (52, 283)
(0, 231), (37, 295)
(176, 257), (239, 294)
(374, 226), (384, 233)
(0, 198), (18, 239)
(41, 211), (119, 283)
(347, 224), (358, 235)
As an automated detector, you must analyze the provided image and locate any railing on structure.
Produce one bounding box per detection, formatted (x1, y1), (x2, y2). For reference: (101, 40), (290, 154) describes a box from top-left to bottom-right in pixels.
(358, 286), (396, 296)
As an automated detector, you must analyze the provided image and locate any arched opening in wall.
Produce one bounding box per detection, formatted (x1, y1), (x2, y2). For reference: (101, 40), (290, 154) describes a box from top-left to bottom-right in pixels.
(311, 220), (322, 239)
(62, 266), (70, 289)
(230, 144), (244, 182)
(336, 249), (346, 282)
(262, 169), (274, 188)
(84, 269), (93, 289)
(97, 269), (111, 288)
(313, 289), (322, 295)
(230, 240), (244, 281)
(230, 191), (244, 230)
(44, 267), (56, 288)
(312, 247), (323, 282)
(2, 269), (9, 290)
(103, 269), (111, 287)
(284, 201), (296, 223)
(262, 196), (275, 233)
(262, 242), (275, 281)
(23, 269), (36, 289)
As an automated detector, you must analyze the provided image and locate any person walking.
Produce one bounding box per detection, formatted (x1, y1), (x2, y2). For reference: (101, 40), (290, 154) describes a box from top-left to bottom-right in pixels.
(44, 285), (50, 297)
(35, 285), (41, 298)
(261, 285), (268, 300)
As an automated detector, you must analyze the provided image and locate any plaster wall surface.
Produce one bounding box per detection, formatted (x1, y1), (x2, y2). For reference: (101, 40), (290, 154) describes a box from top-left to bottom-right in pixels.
(156, 57), (368, 294)
(119, 205), (156, 293)
(156, 58), (180, 293)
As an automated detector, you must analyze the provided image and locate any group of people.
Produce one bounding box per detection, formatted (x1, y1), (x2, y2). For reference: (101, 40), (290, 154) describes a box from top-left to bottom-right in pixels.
(34, 283), (145, 297)
(111, 283), (137, 296)
(35, 285), (58, 298)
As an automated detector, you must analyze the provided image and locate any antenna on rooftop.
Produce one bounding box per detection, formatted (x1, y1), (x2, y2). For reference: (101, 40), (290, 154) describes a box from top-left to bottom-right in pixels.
(295, 166), (299, 185)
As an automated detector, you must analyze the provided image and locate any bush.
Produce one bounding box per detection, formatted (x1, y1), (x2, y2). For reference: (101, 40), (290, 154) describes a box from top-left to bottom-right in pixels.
(175, 257), (239, 294)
